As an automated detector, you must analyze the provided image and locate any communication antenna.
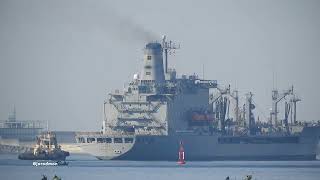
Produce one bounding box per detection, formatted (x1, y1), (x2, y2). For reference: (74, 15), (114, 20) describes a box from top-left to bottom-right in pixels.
(46, 120), (49, 131)
(272, 70), (275, 90)
(161, 35), (180, 73)
(202, 64), (205, 80)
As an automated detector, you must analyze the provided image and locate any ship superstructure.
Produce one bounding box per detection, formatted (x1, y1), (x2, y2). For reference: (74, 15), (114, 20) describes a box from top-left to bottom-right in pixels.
(76, 36), (320, 161)
(104, 40), (217, 137)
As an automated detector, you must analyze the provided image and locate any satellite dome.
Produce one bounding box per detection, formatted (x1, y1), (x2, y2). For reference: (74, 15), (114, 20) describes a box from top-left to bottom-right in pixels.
(133, 73), (140, 80)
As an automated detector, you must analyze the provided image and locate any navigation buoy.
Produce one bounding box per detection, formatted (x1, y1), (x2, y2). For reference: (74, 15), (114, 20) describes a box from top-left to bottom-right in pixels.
(177, 141), (186, 165)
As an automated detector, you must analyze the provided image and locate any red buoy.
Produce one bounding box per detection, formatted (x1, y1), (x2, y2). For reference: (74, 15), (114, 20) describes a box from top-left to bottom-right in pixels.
(177, 141), (186, 165)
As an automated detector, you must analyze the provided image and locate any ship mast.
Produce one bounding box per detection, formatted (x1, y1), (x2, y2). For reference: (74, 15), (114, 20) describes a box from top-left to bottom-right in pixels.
(161, 35), (180, 74)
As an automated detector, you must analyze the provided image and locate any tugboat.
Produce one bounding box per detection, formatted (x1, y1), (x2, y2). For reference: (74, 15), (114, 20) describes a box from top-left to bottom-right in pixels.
(18, 132), (69, 160)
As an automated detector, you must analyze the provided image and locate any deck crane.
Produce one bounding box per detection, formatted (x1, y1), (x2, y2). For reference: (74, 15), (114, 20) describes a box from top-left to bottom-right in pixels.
(209, 85), (240, 134)
(270, 86), (293, 127)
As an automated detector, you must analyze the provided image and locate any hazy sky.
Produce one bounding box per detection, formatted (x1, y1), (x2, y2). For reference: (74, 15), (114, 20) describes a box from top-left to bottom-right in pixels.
(1, 0), (319, 131)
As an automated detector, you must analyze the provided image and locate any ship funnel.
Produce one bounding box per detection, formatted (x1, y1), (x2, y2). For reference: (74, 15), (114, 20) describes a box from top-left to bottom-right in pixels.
(141, 42), (165, 84)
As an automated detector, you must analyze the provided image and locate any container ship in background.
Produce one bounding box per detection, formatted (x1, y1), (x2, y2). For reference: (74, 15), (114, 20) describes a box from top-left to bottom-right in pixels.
(75, 36), (320, 160)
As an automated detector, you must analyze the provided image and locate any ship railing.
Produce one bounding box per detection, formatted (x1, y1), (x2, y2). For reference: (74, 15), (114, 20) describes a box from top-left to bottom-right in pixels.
(109, 125), (166, 136)
(117, 103), (162, 113)
(117, 117), (153, 121)
(121, 102), (149, 105)
(117, 115), (165, 130)
(110, 99), (156, 113)
(0, 120), (46, 129)
(75, 132), (102, 136)
(121, 108), (149, 113)
(109, 98), (128, 112)
(119, 103), (162, 113)
(109, 98), (164, 114)
(113, 122), (165, 130)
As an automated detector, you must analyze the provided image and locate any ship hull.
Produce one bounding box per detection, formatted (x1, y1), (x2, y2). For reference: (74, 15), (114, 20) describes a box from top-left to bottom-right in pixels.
(18, 151), (70, 161)
(77, 127), (320, 161)
(113, 135), (317, 161)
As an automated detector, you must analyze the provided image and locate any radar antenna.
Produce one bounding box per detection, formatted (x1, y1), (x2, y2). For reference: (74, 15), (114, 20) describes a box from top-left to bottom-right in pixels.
(161, 35), (180, 73)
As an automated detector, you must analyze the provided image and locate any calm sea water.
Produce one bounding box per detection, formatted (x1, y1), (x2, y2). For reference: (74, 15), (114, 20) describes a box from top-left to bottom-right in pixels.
(0, 154), (320, 180)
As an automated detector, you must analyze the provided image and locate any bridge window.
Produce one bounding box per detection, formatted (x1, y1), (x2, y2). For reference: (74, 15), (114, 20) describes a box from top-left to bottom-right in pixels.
(105, 138), (112, 143)
(124, 138), (134, 143)
(146, 72), (151, 75)
(97, 138), (104, 143)
(97, 137), (113, 143)
(87, 138), (96, 143)
(147, 55), (151, 60)
(114, 138), (123, 143)
(78, 137), (85, 143)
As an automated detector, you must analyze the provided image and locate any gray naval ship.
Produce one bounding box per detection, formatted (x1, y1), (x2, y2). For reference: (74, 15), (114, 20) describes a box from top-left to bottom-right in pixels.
(76, 36), (320, 161)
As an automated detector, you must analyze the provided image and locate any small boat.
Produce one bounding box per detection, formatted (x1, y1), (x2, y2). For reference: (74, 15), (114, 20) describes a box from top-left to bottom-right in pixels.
(19, 132), (69, 160)
(177, 141), (186, 165)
